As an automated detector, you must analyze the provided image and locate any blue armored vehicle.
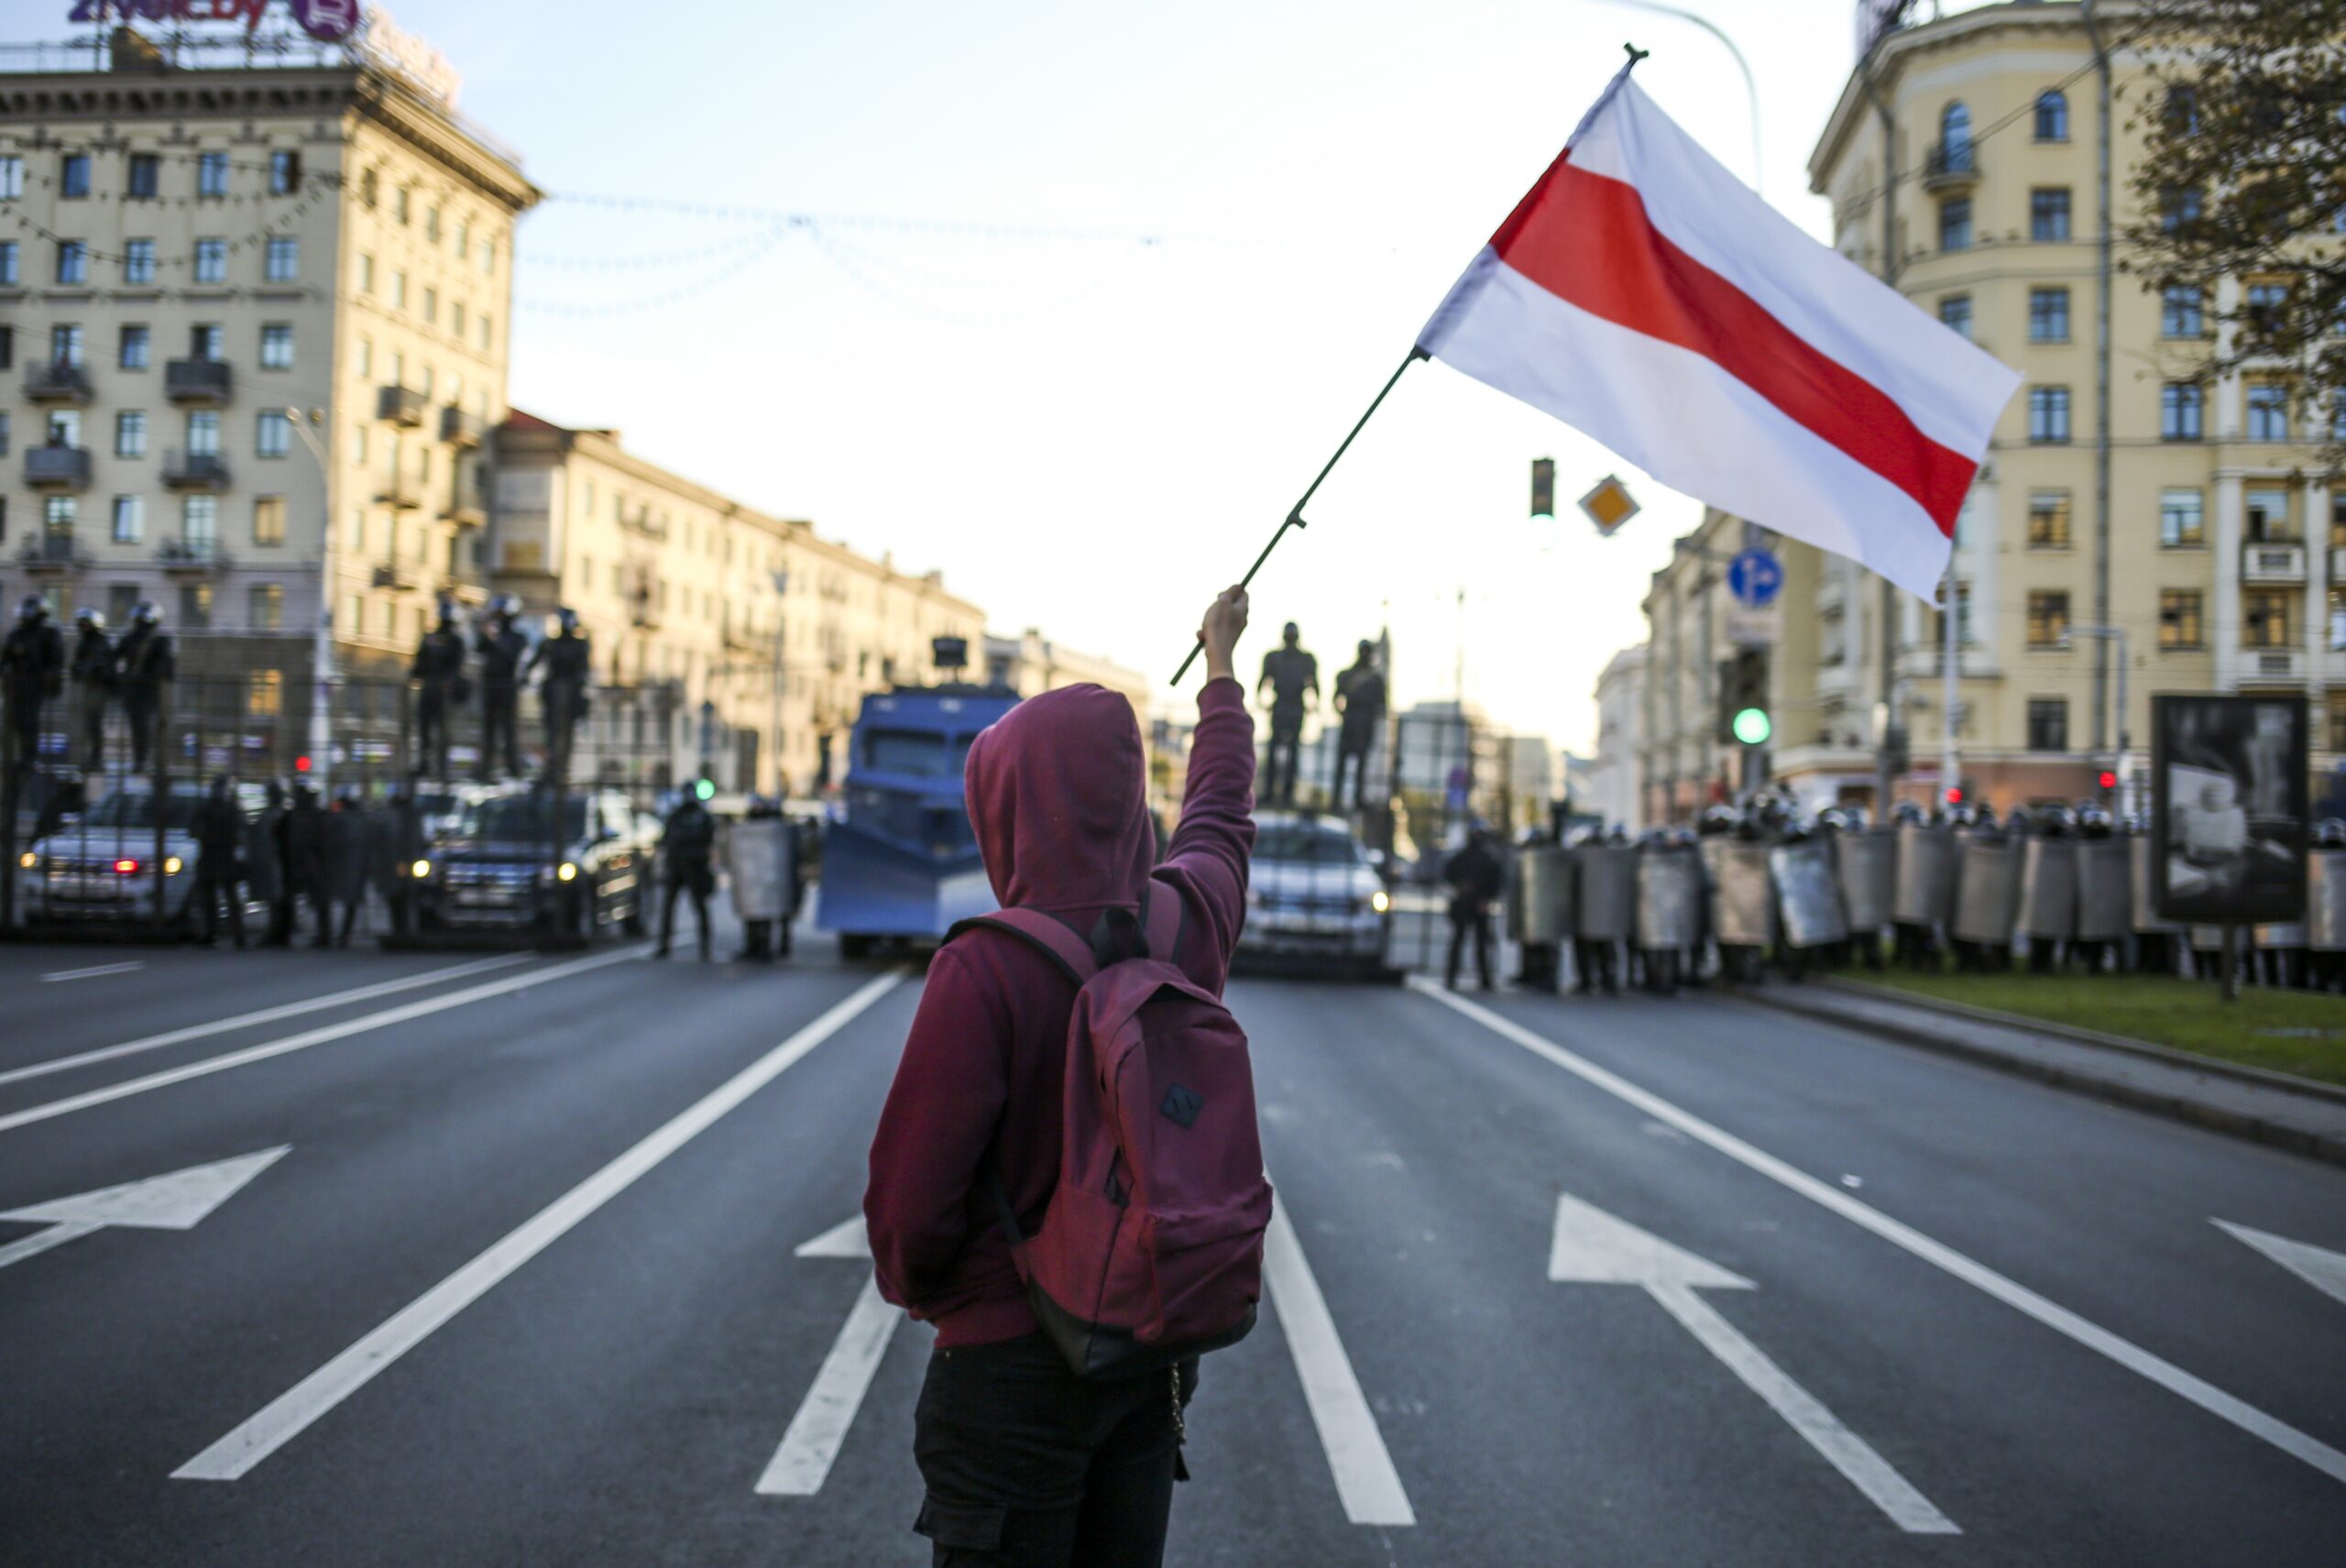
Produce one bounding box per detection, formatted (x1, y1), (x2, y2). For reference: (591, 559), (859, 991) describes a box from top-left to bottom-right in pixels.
(817, 639), (1020, 959)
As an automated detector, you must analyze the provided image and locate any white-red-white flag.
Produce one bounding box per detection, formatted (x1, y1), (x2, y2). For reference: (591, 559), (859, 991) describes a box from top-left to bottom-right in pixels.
(1417, 68), (2020, 600)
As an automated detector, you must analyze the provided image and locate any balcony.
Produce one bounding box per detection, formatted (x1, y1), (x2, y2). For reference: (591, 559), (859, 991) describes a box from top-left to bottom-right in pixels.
(371, 562), (419, 591)
(158, 537), (229, 575)
(24, 444), (93, 490)
(2245, 648), (2305, 682)
(1816, 661), (1862, 700)
(1921, 141), (1980, 193)
(1814, 574), (1847, 619)
(164, 357), (232, 405)
(24, 363), (95, 405)
(441, 499), (487, 530)
(377, 476), (424, 510)
(16, 532), (83, 575)
(2242, 542), (2307, 583)
(439, 405), (488, 448)
(630, 603), (663, 631)
(378, 385), (427, 427)
(162, 449), (231, 491)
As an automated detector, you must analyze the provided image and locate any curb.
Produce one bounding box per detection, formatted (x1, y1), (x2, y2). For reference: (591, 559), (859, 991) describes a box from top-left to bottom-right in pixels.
(1738, 986), (2346, 1173)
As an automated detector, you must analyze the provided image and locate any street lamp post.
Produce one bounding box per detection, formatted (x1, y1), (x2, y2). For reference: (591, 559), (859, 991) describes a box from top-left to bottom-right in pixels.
(286, 405), (335, 795)
(2065, 623), (2132, 807)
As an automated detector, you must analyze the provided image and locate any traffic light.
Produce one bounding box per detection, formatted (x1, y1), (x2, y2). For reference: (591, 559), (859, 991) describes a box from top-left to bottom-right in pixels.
(1945, 784), (1964, 806)
(1530, 457), (1556, 521)
(2097, 769), (2118, 796)
(1716, 649), (1770, 746)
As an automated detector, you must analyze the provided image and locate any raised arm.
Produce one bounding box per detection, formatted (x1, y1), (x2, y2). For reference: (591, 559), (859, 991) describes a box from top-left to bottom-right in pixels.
(1162, 588), (1257, 988)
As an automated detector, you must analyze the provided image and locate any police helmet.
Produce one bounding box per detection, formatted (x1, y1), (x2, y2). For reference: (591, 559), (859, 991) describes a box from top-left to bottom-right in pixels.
(554, 608), (581, 633)
(1698, 804), (1738, 836)
(2319, 818), (2346, 849)
(490, 593), (521, 621)
(1891, 800), (1925, 827)
(73, 606), (104, 632)
(2076, 802), (2113, 836)
(132, 600), (163, 627)
(2036, 804), (2076, 838)
(1816, 807), (1850, 835)
(16, 595), (49, 623)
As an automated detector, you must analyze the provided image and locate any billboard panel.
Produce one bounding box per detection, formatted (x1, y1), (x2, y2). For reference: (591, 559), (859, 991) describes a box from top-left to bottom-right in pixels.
(2150, 694), (2308, 924)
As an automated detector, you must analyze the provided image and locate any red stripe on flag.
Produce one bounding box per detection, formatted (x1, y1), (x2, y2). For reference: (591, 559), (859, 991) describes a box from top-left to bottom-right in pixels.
(1495, 162), (1974, 535)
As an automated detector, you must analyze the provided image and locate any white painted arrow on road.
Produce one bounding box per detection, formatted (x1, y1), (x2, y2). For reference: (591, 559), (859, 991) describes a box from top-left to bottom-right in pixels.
(1549, 1194), (1957, 1535)
(2215, 1220), (2346, 1309)
(756, 1214), (903, 1497)
(0, 1147), (290, 1271)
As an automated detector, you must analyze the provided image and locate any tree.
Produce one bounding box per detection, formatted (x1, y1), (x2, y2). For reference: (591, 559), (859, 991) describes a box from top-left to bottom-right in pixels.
(2122, 0), (2346, 461)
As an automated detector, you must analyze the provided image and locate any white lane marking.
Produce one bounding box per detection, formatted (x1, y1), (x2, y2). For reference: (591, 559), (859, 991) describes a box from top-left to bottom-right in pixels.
(2215, 1220), (2346, 1310)
(40, 960), (147, 983)
(0, 950), (636, 1135)
(794, 1213), (872, 1259)
(1263, 1201), (1417, 1527)
(173, 970), (907, 1482)
(756, 1273), (903, 1496)
(1408, 978), (2346, 1489)
(0, 954), (532, 1089)
(0, 1148), (290, 1273)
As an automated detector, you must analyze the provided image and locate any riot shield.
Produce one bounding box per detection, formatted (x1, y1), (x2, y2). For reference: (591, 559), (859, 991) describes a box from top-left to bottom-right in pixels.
(2016, 839), (2078, 941)
(1770, 839), (1849, 948)
(1704, 839), (1775, 948)
(2310, 850), (2346, 952)
(2129, 834), (2183, 935)
(729, 817), (791, 922)
(2074, 839), (2131, 943)
(1635, 849), (1701, 950)
(1952, 837), (2020, 948)
(1573, 845), (1635, 942)
(1836, 831), (1893, 934)
(1891, 825), (1956, 927)
(1518, 845), (1574, 943)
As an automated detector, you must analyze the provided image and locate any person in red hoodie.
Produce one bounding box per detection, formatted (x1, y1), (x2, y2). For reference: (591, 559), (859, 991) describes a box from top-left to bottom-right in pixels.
(866, 586), (1255, 1568)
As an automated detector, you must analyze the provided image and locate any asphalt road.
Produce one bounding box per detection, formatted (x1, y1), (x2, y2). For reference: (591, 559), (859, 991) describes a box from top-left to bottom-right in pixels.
(1, 916), (2341, 1565)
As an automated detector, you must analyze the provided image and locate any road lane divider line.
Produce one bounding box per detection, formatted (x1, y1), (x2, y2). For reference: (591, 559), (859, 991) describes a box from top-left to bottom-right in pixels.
(1263, 1201), (1418, 1527)
(1409, 978), (2346, 1489)
(755, 1273), (903, 1497)
(173, 969), (908, 1482)
(40, 960), (148, 983)
(0, 949), (638, 1134)
(0, 954), (533, 1089)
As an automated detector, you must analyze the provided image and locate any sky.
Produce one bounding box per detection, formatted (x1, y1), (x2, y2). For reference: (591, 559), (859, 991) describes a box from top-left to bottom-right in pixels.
(333, 0), (1872, 751)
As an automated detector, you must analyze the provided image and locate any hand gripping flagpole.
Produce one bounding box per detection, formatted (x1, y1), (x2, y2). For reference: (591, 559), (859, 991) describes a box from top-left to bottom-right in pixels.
(1170, 42), (1651, 686)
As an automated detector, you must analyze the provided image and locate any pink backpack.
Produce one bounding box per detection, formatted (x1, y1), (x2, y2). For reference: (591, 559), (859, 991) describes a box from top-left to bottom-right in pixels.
(951, 889), (1272, 1378)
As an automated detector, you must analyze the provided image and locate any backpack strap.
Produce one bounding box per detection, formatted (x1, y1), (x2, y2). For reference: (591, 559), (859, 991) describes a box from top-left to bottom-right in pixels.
(947, 906), (1100, 986)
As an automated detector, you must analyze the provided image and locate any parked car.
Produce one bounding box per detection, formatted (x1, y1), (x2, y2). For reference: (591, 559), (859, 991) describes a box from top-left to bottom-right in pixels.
(408, 785), (647, 940)
(19, 780), (265, 933)
(1236, 810), (1393, 979)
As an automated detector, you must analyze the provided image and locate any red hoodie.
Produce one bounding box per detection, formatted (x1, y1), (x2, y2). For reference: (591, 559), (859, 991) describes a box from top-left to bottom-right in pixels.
(864, 677), (1255, 1346)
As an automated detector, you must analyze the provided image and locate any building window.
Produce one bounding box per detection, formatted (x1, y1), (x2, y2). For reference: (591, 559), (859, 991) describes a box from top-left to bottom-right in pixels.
(197, 151), (229, 199)
(2158, 590), (2204, 650)
(1938, 295), (1972, 338)
(394, 186), (411, 225)
(2161, 285), (2205, 337)
(358, 252), (374, 294)
(259, 323), (294, 370)
(484, 240), (497, 277)
(2030, 188), (2072, 241)
(0, 157), (21, 200)
(265, 235), (299, 283)
(2034, 90), (2069, 142)
(2245, 280), (2289, 341)
(2027, 490), (2072, 549)
(112, 496), (143, 544)
(0, 411), (8, 453)
(2246, 487), (2295, 543)
(2330, 691), (2346, 754)
(126, 152), (159, 199)
(451, 300), (466, 337)
(2242, 587), (2295, 648)
(119, 324), (149, 369)
(2160, 185), (2203, 233)
(249, 584), (283, 633)
(186, 410), (221, 457)
(253, 495), (286, 546)
(45, 496), (79, 536)
(2026, 590), (2070, 648)
(180, 582), (213, 630)
(393, 269), (408, 310)
(269, 148), (301, 195)
(56, 241), (88, 285)
(105, 585), (137, 626)
(256, 410), (292, 459)
(1938, 197), (1972, 251)
(352, 423), (367, 465)
(193, 238), (227, 284)
(182, 494), (219, 552)
(115, 410), (147, 458)
(2246, 381), (2290, 442)
(478, 313), (493, 352)
(122, 238), (156, 285)
(2160, 382), (2204, 440)
(425, 205), (442, 243)
(191, 323), (223, 361)
(357, 167), (378, 208)
(244, 669), (283, 719)
(2332, 489), (2346, 549)
(2027, 698), (2069, 752)
(356, 334), (373, 379)
(0, 240), (16, 284)
(423, 286), (438, 325)
(2160, 488), (2205, 547)
(60, 154), (90, 198)
(2028, 386), (2071, 443)
(2028, 287), (2070, 343)
(51, 323), (84, 366)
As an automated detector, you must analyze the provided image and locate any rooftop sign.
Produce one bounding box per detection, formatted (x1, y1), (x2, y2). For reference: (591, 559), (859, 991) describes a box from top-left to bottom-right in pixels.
(68, 1), (362, 43)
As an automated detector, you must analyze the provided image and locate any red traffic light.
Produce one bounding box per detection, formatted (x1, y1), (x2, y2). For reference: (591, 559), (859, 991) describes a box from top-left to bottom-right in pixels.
(294, 754), (312, 773)
(1944, 786), (1964, 806)
(2097, 770), (2118, 791)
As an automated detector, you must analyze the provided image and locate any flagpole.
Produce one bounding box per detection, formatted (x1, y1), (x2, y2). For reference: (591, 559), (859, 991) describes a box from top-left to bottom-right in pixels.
(1170, 345), (1428, 685)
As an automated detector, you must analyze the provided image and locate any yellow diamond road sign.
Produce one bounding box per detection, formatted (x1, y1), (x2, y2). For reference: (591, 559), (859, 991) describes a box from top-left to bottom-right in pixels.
(1579, 475), (1639, 536)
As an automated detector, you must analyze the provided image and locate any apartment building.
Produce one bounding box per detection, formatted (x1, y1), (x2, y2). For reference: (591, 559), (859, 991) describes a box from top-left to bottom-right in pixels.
(0, 33), (537, 745)
(491, 413), (985, 796)
(1586, 642), (1646, 833)
(1785, 0), (2342, 812)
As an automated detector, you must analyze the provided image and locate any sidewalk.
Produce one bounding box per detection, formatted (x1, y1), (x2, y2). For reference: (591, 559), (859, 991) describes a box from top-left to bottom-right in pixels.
(1740, 979), (2346, 1170)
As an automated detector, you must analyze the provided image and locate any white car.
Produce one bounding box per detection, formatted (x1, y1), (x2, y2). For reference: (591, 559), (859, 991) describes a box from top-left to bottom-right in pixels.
(1236, 811), (1392, 978)
(20, 781), (267, 932)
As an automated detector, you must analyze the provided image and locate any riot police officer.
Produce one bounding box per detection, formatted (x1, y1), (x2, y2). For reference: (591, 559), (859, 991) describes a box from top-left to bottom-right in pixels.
(475, 595), (528, 781)
(2020, 805), (2077, 974)
(1442, 825), (1503, 992)
(1255, 622), (1318, 807)
(730, 794), (795, 961)
(190, 775), (247, 949)
(1330, 639), (1386, 814)
(655, 783), (717, 961)
(2071, 803), (2126, 975)
(69, 607), (114, 771)
(248, 779), (290, 947)
(2, 596), (64, 778)
(411, 599), (468, 784)
(526, 608), (592, 784)
(323, 785), (370, 948)
(115, 601), (175, 773)
(286, 783), (333, 948)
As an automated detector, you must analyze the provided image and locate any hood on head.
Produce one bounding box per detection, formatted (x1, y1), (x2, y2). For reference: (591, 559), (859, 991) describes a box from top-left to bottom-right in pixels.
(964, 684), (1151, 911)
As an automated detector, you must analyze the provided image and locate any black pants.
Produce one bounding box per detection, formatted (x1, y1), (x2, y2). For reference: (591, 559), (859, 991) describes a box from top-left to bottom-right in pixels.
(478, 687), (521, 780)
(193, 856), (245, 946)
(1446, 903), (1493, 990)
(79, 688), (106, 770)
(1264, 719), (1302, 806)
(660, 876), (709, 956)
(1331, 738), (1373, 812)
(126, 696), (159, 772)
(417, 691), (452, 782)
(915, 1333), (1195, 1568)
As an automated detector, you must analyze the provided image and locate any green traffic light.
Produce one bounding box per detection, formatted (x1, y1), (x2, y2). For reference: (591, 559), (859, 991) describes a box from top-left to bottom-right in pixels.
(1732, 707), (1772, 746)
(694, 778), (715, 801)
